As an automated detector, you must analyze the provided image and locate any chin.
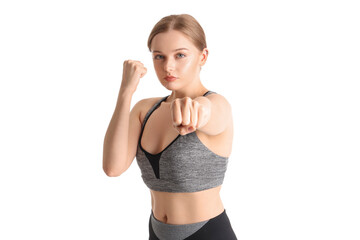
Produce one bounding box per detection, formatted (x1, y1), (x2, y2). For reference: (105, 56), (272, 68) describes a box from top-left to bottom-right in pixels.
(163, 84), (176, 91)
(160, 81), (177, 90)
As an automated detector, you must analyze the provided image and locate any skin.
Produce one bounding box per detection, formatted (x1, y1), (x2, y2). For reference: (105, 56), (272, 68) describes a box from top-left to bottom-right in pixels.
(141, 29), (233, 225)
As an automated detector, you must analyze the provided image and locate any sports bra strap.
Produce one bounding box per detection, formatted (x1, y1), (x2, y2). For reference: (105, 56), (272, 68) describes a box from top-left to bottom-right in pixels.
(141, 90), (217, 130)
(204, 90), (217, 96)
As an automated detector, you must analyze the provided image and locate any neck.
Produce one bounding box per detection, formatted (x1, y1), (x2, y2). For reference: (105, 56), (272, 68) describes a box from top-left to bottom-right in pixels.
(166, 81), (208, 103)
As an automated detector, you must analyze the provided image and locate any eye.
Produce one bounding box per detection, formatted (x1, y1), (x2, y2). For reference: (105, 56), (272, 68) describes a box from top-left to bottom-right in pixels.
(153, 53), (186, 60)
(154, 55), (163, 60)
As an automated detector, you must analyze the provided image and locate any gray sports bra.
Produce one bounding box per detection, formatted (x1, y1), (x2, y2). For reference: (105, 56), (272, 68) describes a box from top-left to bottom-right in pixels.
(135, 90), (229, 193)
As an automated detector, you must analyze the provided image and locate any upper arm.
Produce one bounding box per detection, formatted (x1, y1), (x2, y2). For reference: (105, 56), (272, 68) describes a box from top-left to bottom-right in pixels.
(120, 98), (146, 173)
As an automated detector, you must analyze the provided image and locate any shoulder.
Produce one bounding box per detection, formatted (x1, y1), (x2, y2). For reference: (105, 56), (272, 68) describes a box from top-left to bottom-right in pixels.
(205, 92), (232, 111)
(133, 96), (164, 125)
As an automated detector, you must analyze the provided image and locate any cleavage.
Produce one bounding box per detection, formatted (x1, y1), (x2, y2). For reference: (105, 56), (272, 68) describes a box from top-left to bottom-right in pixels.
(141, 105), (180, 156)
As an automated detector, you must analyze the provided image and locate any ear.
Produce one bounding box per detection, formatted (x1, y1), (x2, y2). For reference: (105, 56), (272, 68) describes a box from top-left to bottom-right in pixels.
(200, 48), (209, 67)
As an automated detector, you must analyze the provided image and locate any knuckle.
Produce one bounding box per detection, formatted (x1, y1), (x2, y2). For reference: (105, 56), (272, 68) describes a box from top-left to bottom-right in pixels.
(174, 119), (181, 126)
(183, 97), (191, 105)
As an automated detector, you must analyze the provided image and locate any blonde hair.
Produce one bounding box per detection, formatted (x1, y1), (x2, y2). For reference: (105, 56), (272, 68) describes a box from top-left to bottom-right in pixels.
(147, 14), (207, 53)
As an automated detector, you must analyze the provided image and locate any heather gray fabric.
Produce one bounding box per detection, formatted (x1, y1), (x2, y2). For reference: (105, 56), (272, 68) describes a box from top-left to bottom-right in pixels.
(136, 90), (229, 193)
(150, 210), (209, 240)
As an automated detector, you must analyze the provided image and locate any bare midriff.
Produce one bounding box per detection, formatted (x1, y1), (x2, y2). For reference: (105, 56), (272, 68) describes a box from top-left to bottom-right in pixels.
(150, 185), (224, 225)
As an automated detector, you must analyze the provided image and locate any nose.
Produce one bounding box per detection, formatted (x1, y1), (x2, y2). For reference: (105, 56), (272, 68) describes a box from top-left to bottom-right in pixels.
(164, 58), (175, 73)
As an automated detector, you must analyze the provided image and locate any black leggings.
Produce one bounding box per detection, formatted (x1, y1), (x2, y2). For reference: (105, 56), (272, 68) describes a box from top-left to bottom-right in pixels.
(149, 209), (238, 240)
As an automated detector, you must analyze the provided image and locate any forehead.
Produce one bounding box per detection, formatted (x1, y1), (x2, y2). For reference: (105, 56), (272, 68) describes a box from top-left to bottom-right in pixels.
(151, 30), (196, 53)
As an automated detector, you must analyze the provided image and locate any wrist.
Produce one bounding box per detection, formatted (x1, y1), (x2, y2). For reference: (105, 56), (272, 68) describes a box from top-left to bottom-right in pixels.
(119, 88), (134, 98)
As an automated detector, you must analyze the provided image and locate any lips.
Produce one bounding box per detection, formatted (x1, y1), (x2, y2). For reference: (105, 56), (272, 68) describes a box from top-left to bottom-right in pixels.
(165, 76), (177, 81)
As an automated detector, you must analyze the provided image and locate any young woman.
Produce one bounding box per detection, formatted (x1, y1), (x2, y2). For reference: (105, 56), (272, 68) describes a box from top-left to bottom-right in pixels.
(103, 14), (237, 240)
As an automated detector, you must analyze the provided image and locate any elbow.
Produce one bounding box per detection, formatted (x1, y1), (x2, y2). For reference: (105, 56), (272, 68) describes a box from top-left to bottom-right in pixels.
(103, 154), (125, 177)
(103, 166), (123, 177)
(104, 169), (122, 177)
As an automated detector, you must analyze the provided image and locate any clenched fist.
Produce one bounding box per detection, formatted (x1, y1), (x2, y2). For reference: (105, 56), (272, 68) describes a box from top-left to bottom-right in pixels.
(120, 60), (147, 94)
(163, 97), (211, 135)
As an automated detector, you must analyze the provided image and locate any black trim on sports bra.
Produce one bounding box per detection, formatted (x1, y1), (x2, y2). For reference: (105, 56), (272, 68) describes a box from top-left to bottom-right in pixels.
(138, 90), (216, 157)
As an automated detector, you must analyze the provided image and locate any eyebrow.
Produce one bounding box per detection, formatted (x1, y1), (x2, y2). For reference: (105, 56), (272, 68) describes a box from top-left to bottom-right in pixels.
(152, 48), (189, 53)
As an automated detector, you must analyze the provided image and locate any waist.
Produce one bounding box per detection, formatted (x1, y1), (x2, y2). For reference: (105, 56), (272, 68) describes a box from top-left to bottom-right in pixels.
(150, 185), (224, 225)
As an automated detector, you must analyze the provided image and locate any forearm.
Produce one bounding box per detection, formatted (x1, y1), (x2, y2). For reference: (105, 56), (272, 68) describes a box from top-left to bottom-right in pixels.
(103, 90), (133, 176)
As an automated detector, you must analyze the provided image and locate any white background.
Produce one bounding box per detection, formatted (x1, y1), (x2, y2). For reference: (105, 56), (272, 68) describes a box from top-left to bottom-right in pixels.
(1, 0), (359, 239)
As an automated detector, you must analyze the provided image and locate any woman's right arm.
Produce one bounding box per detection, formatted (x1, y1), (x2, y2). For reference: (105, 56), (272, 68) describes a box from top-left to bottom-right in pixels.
(102, 60), (147, 177)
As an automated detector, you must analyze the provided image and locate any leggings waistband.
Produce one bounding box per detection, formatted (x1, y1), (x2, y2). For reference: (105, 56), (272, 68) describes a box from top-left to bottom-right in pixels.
(150, 209), (225, 240)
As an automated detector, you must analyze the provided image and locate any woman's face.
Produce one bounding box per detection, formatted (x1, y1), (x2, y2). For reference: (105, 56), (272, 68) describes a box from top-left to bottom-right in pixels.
(150, 30), (207, 90)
